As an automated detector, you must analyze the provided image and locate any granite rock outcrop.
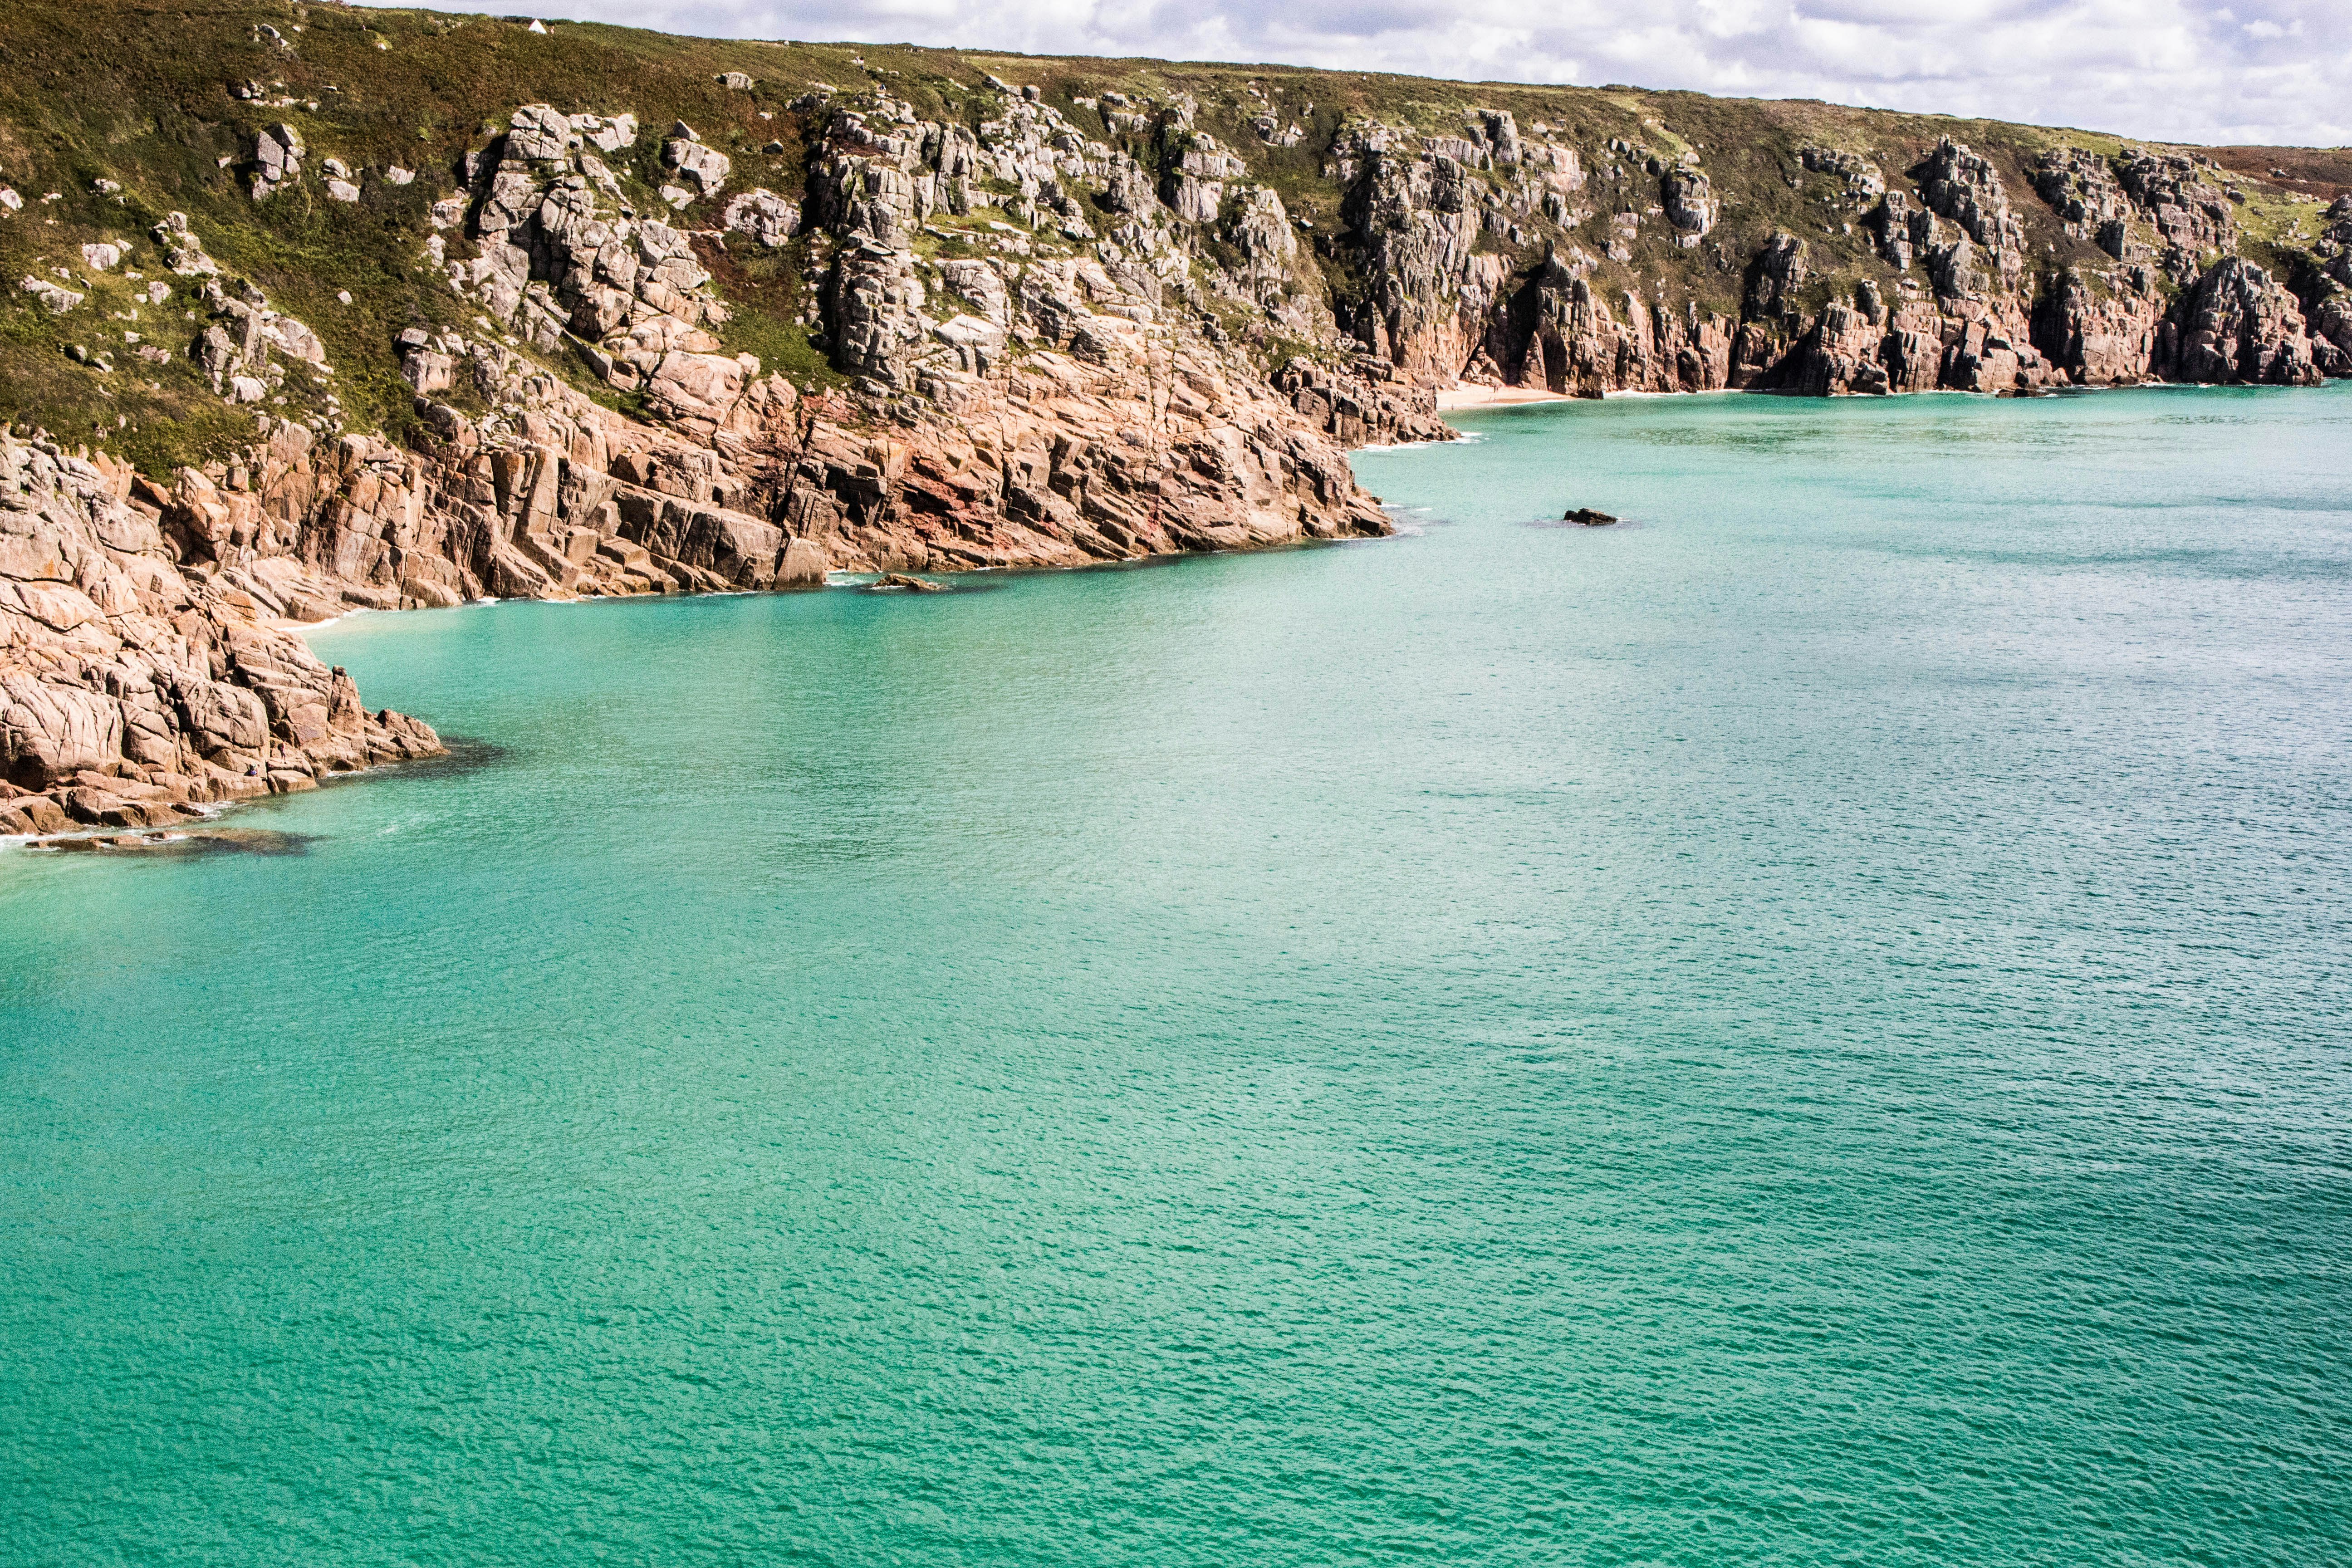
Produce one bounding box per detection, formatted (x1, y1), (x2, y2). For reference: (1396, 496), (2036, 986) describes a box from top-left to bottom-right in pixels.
(1294, 110), (2344, 399)
(6, 9), (2352, 839)
(0, 432), (441, 839)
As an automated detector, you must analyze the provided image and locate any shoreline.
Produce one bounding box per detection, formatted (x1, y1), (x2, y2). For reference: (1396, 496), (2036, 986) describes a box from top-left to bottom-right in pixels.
(19, 378), (2348, 861)
(1427, 375), (2351, 419)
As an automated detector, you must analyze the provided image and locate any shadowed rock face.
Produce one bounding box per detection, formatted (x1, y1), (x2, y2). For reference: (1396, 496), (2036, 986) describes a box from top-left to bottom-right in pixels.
(1323, 122), (2344, 399)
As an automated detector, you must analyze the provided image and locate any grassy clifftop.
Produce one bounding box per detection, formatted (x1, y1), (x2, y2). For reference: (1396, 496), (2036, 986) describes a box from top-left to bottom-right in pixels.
(4, 0), (2347, 475)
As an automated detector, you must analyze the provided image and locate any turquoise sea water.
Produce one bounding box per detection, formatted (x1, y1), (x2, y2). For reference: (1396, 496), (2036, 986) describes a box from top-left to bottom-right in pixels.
(5, 386), (2350, 1564)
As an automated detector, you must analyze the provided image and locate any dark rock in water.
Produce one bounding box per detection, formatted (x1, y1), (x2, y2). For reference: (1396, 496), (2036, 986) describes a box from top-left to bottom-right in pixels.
(25, 826), (314, 856)
(1564, 507), (1619, 526)
(872, 573), (949, 593)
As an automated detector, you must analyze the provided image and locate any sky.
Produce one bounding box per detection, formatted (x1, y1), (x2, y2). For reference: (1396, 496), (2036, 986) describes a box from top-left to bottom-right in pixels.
(375, 0), (2352, 147)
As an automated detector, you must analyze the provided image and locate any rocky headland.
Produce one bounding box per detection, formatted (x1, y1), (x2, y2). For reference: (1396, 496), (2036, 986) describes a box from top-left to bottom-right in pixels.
(4, 2), (2349, 834)
(0, 429), (440, 839)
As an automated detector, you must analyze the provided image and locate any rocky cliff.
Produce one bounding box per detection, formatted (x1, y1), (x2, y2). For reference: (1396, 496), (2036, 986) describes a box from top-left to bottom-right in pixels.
(0, 429), (440, 839)
(2, 3), (2348, 829)
(1319, 116), (2347, 398)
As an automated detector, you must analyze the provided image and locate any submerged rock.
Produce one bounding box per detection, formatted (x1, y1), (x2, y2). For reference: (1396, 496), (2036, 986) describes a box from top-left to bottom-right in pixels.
(18, 826), (310, 855)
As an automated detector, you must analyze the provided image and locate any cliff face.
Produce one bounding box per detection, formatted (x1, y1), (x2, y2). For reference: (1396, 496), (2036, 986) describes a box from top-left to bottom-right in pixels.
(381, 79), (1432, 587)
(2, 3), (2349, 823)
(1321, 118), (2346, 398)
(0, 431), (440, 839)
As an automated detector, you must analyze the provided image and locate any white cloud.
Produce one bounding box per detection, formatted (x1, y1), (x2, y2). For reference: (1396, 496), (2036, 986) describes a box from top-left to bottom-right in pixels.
(371, 0), (2352, 145)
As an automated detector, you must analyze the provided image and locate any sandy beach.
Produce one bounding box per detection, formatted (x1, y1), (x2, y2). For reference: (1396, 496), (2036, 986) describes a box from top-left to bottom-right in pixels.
(1433, 383), (1579, 411)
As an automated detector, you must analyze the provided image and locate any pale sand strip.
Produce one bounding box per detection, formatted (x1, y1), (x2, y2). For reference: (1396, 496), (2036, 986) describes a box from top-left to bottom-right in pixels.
(1432, 383), (1578, 411)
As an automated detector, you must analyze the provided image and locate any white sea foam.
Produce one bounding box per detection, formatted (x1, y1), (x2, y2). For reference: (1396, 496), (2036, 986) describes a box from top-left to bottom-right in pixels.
(1356, 431), (1484, 453)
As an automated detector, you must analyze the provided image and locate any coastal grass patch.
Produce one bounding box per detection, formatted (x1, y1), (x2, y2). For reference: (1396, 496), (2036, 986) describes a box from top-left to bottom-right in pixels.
(0, 0), (2339, 477)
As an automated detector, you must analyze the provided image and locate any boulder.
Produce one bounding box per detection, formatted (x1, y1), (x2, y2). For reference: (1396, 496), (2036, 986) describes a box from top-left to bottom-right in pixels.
(721, 188), (800, 245)
(18, 276), (82, 314)
(664, 138), (731, 196)
(0, 676), (122, 787)
(176, 679), (269, 757)
(774, 537), (829, 588)
(252, 122), (305, 195)
(646, 351), (746, 422)
(401, 350), (456, 393)
(1661, 169), (1715, 243)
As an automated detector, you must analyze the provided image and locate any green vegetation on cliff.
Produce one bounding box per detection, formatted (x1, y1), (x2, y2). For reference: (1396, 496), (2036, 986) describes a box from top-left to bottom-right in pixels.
(3, 0), (2348, 473)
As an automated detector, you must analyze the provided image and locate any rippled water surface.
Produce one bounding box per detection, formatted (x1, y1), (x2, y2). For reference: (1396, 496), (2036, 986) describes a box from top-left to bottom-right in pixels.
(5, 387), (2350, 1565)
